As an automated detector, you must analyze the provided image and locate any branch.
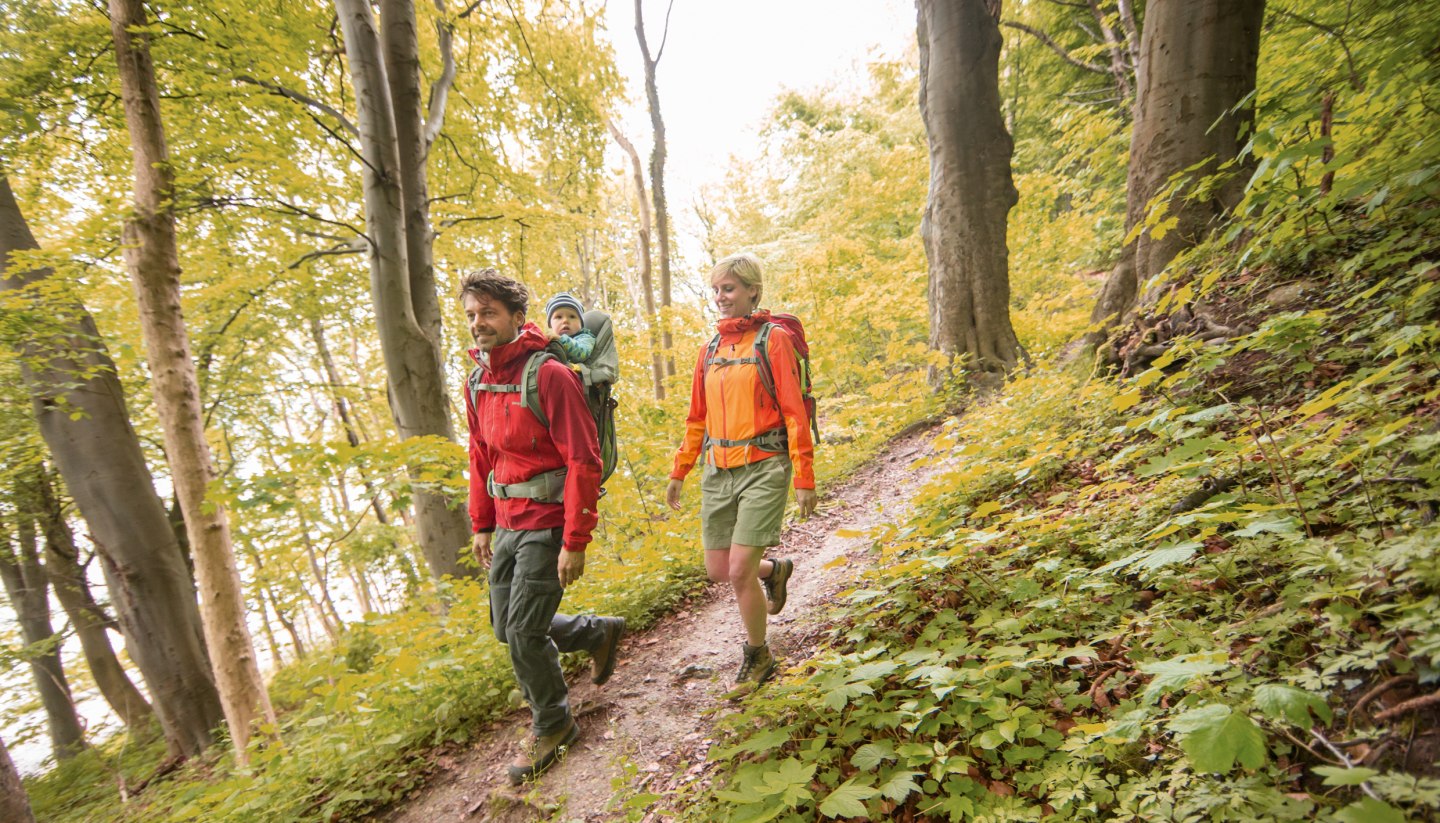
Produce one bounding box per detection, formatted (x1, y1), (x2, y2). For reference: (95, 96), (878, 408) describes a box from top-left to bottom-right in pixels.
(235, 74), (359, 137)
(286, 240), (367, 269)
(653, 0), (676, 65)
(1001, 21), (1108, 74)
(425, 0), (459, 150)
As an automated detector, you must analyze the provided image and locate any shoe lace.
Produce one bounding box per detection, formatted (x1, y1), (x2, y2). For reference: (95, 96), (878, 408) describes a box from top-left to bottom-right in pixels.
(737, 646), (760, 681)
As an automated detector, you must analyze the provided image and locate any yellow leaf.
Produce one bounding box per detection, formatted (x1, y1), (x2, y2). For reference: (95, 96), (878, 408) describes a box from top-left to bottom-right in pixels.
(972, 501), (1002, 519)
(1112, 389), (1143, 412)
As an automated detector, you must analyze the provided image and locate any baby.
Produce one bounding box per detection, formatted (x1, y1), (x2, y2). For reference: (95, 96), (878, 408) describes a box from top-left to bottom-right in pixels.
(544, 292), (595, 363)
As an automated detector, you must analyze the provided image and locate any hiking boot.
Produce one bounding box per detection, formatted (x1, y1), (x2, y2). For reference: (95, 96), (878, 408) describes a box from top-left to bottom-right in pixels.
(762, 558), (793, 615)
(591, 617), (625, 685)
(727, 643), (776, 699)
(507, 719), (580, 785)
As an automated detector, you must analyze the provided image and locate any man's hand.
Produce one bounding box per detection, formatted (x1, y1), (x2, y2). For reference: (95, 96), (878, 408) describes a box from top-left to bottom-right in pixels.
(665, 478), (685, 511)
(472, 532), (493, 570)
(558, 549), (586, 587)
(796, 488), (818, 520)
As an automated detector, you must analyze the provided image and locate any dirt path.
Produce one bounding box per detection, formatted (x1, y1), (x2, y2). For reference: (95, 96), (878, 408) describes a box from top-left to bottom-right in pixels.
(380, 422), (948, 823)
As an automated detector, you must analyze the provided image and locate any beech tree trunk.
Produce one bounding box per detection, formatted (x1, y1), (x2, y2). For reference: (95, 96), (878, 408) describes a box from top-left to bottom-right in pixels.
(918, 0), (1025, 381)
(0, 503), (86, 761)
(109, 0), (275, 763)
(334, 0), (475, 581)
(0, 176), (222, 759)
(607, 119), (666, 401)
(1088, 0), (1265, 340)
(33, 468), (153, 731)
(0, 735), (36, 823)
(635, 0), (675, 377)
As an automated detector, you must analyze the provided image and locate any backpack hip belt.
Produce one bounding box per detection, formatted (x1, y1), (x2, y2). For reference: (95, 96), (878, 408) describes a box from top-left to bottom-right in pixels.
(703, 427), (788, 462)
(487, 468), (567, 504)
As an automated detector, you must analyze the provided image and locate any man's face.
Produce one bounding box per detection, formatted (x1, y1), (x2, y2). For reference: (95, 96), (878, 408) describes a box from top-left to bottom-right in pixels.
(463, 292), (525, 353)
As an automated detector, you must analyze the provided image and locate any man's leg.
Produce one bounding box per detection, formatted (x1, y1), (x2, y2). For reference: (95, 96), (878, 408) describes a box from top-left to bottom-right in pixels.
(505, 527), (572, 737)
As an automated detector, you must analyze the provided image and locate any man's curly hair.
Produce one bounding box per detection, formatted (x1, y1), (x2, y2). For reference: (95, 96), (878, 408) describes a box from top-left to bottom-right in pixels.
(457, 268), (529, 314)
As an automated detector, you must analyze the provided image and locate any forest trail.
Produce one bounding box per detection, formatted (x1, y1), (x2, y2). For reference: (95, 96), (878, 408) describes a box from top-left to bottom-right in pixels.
(381, 421), (950, 822)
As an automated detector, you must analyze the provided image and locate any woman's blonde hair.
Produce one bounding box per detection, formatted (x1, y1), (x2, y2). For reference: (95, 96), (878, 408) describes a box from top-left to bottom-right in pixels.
(709, 252), (764, 304)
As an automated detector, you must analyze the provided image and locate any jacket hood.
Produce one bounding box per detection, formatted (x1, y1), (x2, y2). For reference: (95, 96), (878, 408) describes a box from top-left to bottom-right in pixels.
(716, 309), (772, 337)
(467, 323), (550, 374)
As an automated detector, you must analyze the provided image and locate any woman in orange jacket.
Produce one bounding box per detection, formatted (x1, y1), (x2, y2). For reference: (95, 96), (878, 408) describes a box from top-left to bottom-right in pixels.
(666, 252), (817, 693)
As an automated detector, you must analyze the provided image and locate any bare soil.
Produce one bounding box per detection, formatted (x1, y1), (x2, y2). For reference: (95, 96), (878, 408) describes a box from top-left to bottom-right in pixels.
(378, 422), (950, 822)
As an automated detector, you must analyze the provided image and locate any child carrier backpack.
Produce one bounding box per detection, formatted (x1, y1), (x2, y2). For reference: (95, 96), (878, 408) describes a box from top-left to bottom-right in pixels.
(467, 311), (620, 500)
(703, 312), (820, 447)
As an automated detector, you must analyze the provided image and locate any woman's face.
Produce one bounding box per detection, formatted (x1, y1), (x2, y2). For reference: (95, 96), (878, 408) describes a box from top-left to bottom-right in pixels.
(712, 273), (759, 319)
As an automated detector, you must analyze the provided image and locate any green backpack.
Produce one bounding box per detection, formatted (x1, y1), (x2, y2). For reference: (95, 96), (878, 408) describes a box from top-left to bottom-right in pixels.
(468, 311), (620, 498)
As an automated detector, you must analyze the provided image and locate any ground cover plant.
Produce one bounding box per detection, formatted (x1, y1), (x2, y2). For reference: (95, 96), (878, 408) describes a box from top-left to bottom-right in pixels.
(690, 166), (1440, 823)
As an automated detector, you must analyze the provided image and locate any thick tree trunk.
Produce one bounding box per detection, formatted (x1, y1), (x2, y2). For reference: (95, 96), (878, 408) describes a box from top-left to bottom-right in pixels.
(34, 468), (153, 731)
(918, 0), (1024, 381)
(607, 119), (666, 401)
(0, 504), (86, 760)
(635, 0), (675, 378)
(334, 0), (475, 581)
(0, 735), (36, 823)
(109, 0), (275, 763)
(1088, 0), (1265, 340)
(379, 0), (444, 351)
(0, 176), (222, 759)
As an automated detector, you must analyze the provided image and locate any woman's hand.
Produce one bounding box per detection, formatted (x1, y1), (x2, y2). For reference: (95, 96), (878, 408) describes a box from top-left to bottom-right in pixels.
(666, 478), (685, 511)
(795, 488), (817, 520)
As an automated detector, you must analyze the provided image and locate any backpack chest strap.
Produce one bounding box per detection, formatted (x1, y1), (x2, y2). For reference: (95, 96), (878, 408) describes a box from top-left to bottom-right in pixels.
(706, 355), (761, 368)
(474, 382), (521, 393)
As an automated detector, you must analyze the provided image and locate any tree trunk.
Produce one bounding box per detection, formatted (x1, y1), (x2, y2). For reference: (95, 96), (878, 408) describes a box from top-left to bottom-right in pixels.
(333, 0), (475, 581)
(310, 317), (390, 525)
(108, 0), (275, 764)
(0, 503), (86, 760)
(607, 118), (666, 401)
(0, 735), (36, 823)
(0, 176), (222, 759)
(917, 0), (1025, 382)
(33, 467), (153, 731)
(1088, 0), (1265, 341)
(635, 0), (675, 378)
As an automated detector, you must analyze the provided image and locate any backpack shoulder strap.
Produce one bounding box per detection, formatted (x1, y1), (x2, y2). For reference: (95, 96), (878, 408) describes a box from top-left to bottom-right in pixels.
(702, 333), (723, 369)
(753, 322), (778, 402)
(521, 351), (556, 428)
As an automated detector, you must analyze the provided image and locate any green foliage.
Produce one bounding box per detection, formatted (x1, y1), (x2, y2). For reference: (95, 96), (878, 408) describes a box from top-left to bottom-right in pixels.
(685, 39), (1440, 810)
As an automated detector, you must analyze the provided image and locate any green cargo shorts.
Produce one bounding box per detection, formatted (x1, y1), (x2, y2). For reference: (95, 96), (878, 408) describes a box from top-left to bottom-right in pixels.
(700, 456), (793, 550)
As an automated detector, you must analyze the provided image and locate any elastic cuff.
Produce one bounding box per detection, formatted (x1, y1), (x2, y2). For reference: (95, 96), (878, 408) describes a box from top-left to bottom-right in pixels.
(473, 526), (495, 534)
(563, 540), (589, 552)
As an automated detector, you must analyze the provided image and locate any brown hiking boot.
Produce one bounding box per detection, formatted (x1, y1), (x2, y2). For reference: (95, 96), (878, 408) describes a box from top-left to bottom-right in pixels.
(762, 558), (793, 615)
(591, 617), (625, 685)
(507, 719), (579, 785)
(727, 643), (776, 700)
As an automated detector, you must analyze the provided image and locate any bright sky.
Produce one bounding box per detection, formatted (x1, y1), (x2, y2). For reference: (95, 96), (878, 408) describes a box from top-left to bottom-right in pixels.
(602, 0), (916, 265)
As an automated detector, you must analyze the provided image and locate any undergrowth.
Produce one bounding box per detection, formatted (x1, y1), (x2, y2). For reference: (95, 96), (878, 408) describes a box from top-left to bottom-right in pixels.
(686, 199), (1440, 820)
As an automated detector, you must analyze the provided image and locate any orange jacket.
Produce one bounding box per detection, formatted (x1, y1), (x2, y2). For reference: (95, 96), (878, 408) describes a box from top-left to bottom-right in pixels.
(671, 311), (815, 489)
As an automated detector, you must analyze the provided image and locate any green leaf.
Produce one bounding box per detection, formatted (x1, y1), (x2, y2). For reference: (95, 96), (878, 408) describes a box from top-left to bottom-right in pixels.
(713, 728), (791, 760)
(1334, 798), (1407, 823)
(1169, 704), (1268, 773)
(817, 778), (878, 818)
(1252, 683), (1333, 726)
(1141, 653), (1229, 699)
(763, 758), (817, 807)
(1313, 765), (1380, 786)
(851, 741), (897, 770)
(877, 770), (922, 803)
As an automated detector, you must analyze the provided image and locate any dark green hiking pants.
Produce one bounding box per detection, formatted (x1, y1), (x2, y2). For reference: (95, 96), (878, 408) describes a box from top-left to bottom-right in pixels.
(488, 527), (607, 737)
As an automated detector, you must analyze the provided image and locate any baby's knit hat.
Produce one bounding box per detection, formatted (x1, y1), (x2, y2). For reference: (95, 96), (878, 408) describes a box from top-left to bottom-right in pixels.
(544, 292), (585, 321)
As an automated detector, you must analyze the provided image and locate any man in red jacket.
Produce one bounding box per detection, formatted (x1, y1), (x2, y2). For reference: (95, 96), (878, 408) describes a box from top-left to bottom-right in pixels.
(460, 269), (624, 785)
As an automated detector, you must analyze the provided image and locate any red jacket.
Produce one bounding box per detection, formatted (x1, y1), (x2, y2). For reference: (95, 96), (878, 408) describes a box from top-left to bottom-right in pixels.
(465, 324), (601, 552)
(671, 311), (815, 489)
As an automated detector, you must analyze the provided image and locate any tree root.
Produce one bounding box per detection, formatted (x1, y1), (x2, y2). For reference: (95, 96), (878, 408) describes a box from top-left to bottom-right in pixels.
(1354, 674), (1417, 718)
(1374, 688), (1440, 723)
(1169, 474), (1241, 514)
